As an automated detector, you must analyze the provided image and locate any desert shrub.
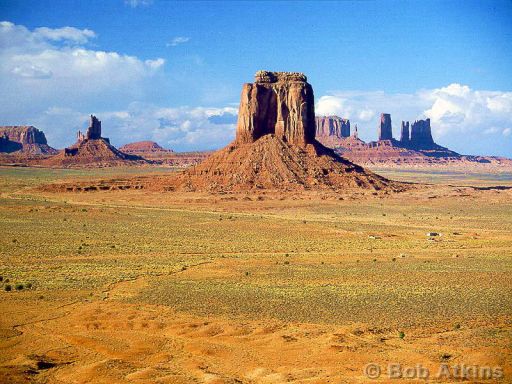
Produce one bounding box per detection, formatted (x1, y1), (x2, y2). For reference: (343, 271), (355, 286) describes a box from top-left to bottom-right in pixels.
(0, 276), (3, 282)
(392, 257), (396, 262)
(26, 282), (32, 289)
(15, 283), (24, 291)
(245, 271), (250, 276)
(454, 323), (461, 330)
(398, 331), (405, 339)
(4, 284), (12, 292)
(440, 353), (452, 361)
(284, 261), (290, 265)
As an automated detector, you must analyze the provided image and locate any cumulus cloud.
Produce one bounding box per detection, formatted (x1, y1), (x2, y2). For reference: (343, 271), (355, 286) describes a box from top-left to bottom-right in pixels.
(167, 36), (190, 47)
(33, 26), (96, 44)
(316, 84), (512, 156)
(0, 21), (96, 49)
(0, 21), (165, 123)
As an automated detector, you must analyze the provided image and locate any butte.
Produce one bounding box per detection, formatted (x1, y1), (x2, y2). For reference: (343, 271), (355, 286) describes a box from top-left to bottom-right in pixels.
(161, 71), (401, 193)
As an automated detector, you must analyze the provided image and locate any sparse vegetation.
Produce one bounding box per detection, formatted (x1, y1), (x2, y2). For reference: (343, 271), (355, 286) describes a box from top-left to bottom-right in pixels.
(0, 166), (511, 382)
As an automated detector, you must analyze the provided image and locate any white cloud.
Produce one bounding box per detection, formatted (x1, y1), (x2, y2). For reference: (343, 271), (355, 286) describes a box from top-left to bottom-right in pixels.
(358, 108), (375, 122)
(167, 36), (190, 47)
(0, 21), (165, 124)
(316, 84), (512, 156)
(33, 26), (96, 44)
(0, 21), (96, 49)
(125, 0), (153, 8)
(11, 64), (52, 79)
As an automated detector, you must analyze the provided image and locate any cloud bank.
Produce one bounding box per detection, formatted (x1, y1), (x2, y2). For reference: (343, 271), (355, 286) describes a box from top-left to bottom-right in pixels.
(0, 21), (165, 119)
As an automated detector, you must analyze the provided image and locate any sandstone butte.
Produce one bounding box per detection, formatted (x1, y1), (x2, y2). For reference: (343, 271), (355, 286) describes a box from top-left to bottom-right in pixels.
(161, 71), (402, 193)
(0, 125), (57, 155)
(312, 114), (512, 168)
(44, 115), (146, 167)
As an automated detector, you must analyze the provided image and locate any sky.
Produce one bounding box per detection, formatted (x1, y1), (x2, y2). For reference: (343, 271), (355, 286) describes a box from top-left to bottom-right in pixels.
(0, 0), (511, 156)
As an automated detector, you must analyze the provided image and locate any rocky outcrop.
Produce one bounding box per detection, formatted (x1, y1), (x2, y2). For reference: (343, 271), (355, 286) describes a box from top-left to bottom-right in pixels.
(236, 71), (316, 147)
(162, 71), (400, 193)
(378, 113), (393, 141)
(0, 126), (57, 154)
(120, 141), (173, 154)
(400, 121), (410, 145)
(315, 116), (350, 138)
(44, 115), (146, 167)
(86, 115), (101, 140)
(76, 115), (102, 143)
(410, 119), (435, 149)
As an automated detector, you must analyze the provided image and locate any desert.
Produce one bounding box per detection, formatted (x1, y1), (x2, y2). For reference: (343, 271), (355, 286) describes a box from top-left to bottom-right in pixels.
(1, 2), (511, 383)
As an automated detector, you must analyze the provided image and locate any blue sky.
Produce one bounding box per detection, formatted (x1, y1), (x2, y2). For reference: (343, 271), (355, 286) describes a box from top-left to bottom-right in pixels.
(1, 0), (511, 155)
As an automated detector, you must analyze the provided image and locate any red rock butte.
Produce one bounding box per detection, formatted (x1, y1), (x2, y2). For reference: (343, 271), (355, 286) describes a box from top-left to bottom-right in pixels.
(160, 71), (401, 193)
(236, 71), (316, 148)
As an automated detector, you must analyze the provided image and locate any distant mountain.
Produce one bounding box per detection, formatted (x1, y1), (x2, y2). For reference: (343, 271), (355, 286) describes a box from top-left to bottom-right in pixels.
(119, 141), (173, 154)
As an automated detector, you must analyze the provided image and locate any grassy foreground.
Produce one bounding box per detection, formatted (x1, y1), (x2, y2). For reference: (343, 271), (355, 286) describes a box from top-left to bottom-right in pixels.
(0, 166), (511, 383)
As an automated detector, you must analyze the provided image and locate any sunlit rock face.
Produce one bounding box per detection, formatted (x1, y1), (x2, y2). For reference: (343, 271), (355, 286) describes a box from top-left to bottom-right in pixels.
(235, 71), (316, 147)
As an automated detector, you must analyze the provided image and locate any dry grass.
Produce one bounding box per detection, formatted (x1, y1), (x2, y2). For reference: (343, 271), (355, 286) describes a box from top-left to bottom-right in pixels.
(0, 166), (511, 383)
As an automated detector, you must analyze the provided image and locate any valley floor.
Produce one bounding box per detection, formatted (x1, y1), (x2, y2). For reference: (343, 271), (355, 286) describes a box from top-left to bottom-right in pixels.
(0, 167), (511, 383)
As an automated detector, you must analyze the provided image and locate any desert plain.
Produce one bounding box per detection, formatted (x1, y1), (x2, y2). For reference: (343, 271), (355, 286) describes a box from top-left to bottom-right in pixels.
(0, 166), (511, 383)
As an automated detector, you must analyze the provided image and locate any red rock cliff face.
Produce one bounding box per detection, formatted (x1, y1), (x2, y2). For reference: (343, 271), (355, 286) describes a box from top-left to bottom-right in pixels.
(0, 126), (56, 154)
(315, 116), (350, 138)
(410, 118), (434, 149)
(0, 126), (48, 145)
(378, 113), (393, 141)
(235, 71), (316, 147)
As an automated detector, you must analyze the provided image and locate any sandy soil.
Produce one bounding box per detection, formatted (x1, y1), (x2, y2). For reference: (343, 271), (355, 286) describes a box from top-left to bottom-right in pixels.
(0, 167), (511, 383)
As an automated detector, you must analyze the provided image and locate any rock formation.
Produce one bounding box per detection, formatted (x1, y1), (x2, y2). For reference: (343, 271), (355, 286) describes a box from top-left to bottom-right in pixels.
(120, 141), (173, 154)
(86, 115), (102, 140)
(315, 116), (350, 138)
(0, 126), (57, 154)
(45, 115), (146, 167)
(410, 118), (435, 149)
(235, 71), (316, 147)
(315, 116), (352, 148)
(400, 121), (410, 145)
(378, 113), (393, 141)
(328, 114), (460, 165)
(162, 71), (399, 193)
(312, 113), (510, 168)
